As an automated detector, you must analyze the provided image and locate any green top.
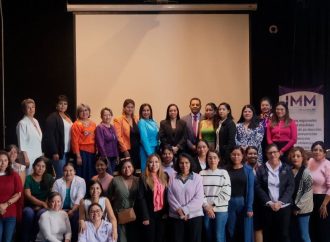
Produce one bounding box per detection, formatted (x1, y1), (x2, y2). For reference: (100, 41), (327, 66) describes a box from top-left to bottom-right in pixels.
(108, 176), (139, 213)
(24, 174), (54, 206)
(199, 120), (216, 143)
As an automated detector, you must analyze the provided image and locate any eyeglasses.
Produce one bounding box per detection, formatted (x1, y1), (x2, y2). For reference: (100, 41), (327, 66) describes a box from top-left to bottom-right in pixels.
(89, 210), (102, 215)
(267, 151), (279, 155)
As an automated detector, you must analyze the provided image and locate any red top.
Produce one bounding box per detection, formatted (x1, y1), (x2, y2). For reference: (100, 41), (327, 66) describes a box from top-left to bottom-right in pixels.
(0, 172), (23, 219)
(266, 119), (298, 153)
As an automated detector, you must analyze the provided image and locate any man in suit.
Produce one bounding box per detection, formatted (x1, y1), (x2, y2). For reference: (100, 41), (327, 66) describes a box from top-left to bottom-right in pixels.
(182, 97), (203, 155)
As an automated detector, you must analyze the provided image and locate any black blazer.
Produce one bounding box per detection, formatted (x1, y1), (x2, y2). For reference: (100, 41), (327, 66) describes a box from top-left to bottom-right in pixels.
(42, 112), (70, 159)
(217, 118), (236, 164)
(137, 175), (168, 221)
(159, 119), (187, 151)
(255, 162), (295, 205)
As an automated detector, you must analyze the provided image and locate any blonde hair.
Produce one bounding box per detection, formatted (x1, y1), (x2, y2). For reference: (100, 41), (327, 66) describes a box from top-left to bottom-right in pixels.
(21, 98), (35, 114)
(143, 154), (168, 190)
(76, 103), (91, 118)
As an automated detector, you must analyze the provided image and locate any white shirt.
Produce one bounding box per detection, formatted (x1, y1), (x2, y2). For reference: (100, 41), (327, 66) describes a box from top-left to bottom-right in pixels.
(78, 220), (113, 242)
(52, 175), (86, 208)
(16, 116), (42, 175)
(36, 210), (72, 242)
(63, 117), (72, 153)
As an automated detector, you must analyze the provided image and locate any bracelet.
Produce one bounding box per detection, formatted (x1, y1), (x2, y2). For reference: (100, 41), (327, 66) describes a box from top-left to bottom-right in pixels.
(6, 201), (12, 206)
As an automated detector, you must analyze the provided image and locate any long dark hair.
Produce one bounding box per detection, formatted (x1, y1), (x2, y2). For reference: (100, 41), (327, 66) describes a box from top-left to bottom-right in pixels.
(33, 156), (52, 192)
(270, 101), (292, 127)
(0, 150), (13, 175)
(165, 104), (180, 121)
(85, 180), (105, 199)
(237, 104), (260, 129)
(139, 103), (153, 120)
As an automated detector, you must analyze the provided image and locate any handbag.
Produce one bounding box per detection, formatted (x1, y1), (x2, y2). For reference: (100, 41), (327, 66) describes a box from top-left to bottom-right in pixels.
(117, 207), (136, 224)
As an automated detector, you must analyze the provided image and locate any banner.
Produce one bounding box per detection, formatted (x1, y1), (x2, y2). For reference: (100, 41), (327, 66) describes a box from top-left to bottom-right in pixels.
(279, 86), (324, 150)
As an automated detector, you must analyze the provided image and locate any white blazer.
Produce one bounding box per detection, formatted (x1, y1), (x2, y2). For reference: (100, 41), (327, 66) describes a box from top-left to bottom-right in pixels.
(16, 115), (43, 175)
(52, 175), (86, 208)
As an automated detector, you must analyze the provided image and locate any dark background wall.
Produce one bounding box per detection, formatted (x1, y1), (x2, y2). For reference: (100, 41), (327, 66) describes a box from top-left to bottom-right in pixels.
(1, 0), (329, 148)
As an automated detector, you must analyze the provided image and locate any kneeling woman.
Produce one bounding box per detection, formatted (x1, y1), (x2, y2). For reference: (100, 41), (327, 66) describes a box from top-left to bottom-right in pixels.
(168, 153), (204, 242)
(79, 203), (114, 242)
(138, 154), (168, 242)
(36, 192), (72, 242)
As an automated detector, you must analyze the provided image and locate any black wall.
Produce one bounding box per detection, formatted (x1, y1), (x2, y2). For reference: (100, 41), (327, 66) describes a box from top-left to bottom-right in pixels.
(1, 0), (329, 148)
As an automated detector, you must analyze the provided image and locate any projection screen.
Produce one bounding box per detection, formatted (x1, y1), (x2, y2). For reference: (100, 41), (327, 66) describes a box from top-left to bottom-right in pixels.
(75, 14), (250, 121)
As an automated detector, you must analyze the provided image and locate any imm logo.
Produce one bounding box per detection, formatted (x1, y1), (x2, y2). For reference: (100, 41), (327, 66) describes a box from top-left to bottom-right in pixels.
(284, 94), (316, 107)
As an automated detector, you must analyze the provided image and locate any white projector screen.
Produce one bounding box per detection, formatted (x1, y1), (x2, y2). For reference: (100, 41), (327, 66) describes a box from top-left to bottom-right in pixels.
(75, 14), (250, 122)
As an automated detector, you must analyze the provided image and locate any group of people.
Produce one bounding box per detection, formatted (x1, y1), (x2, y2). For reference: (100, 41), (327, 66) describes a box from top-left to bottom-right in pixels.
(0, 95), (329, 242)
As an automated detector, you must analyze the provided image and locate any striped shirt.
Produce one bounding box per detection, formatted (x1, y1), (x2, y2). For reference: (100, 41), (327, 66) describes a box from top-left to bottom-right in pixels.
(200, 168), (231, 212)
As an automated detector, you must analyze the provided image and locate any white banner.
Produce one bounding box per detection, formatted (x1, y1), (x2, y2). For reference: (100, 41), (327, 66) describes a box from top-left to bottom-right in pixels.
(279, 86), (324, 150)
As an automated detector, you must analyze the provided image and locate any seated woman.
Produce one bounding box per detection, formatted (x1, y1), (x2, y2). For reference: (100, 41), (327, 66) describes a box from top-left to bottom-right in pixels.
(21, 157), (54, 242)
(52, 163), (86, 242)
(36, 192), (72, 242)
(79, 203), (114, 242)
(92, 157), (114, 192)
(79, 180), (117, 241)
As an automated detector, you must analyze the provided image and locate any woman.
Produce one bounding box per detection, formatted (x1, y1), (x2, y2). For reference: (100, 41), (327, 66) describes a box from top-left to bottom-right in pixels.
(259, 97), (272, 161)
(21, 157), (54, 242)
(71, 103), (96, 181)
(200, 151), (231, 242)
(308, 141), (330, 242)
(245, 146), (262, 175)
(79, 180), (117, 241)
(161, 145), (176, 178)
(138, 104), (159, 172)
(0, 150), (23, 242)
(226, 146), (254, 242)
(168, 153), (204, 242)
(114, 99), (140, 169)
(92, 157), (114, 192)
(108, 159), (139, 242)
(138, 154), (168, 242)
(52, 162), (86, 242)
(255, 144), (294, 242)
(245, 146), (263, 242)
(96, 107), (119, 175)
(193, 140), (209, 173)
(266, 101), (297, 163)
(36, 192), (72, 242)
(215, 102), (236, 166)
(43, 95), (73, 179)
(288, 147), (313, 242)
(16, 98), (43, 175)
(198, 103), (217, 151)
(235, 105), (264, 162)
(159, 104), (187, 156)
(6, 144), (26, 184)
(78, 203), (114, 242)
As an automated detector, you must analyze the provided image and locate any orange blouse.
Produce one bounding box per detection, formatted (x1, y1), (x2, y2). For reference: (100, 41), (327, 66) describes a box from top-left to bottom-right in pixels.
(113, 115), (138, 152)
(71, 119), (96, 154)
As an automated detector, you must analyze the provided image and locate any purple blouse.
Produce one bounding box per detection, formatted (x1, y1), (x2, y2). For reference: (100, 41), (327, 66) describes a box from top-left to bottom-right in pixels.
(95, 123), (119, 158)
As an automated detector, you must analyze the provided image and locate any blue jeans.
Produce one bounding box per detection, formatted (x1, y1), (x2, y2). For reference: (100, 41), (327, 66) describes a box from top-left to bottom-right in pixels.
(0, 217), (16, 242)
(21, 207), (47, 242)
(204, 211), (228, 242)
(52, 152), (70, 179)
(291, 215), (311, 242)
(76, 151), (96, 181)
(227, 196), (245, 242)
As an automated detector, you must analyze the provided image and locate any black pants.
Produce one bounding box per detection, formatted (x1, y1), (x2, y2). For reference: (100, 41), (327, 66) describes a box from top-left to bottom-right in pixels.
(142, 212), (167, 242)
(263, 205), (291, 242)
(310, 194), (330, 242)
(171, 216), (203, 242)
